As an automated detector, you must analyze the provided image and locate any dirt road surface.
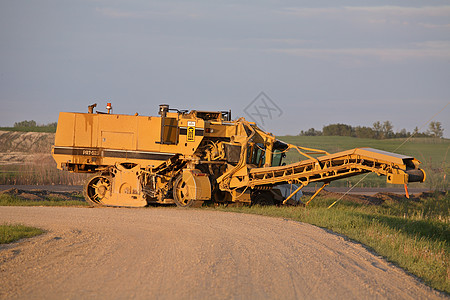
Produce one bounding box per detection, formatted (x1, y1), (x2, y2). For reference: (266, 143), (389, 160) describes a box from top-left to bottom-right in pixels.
(0, 206), (444, 300)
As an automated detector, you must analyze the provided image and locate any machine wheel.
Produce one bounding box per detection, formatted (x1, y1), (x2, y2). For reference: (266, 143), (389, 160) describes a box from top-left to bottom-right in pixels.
(84, 175), (112, 206)
(252, 192), (275, 206)
(172, 175), (203, 208)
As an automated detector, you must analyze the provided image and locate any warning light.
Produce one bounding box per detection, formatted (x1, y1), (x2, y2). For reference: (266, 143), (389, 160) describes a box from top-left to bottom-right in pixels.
(106, 103), (112, 114)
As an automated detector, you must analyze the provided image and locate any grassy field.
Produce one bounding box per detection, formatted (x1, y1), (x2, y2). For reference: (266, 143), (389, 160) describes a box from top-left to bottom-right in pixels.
(208, 192), (450, 293)
(0, 224), (44, 244)
(0, 159), (89, 186)
(277, 135), (449, 190)
(0, 193), (89, 207)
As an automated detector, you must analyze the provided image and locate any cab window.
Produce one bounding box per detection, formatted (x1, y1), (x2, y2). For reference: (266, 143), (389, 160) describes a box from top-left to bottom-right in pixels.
(272, 149), (285, 166)
(247, 143), (265, 167)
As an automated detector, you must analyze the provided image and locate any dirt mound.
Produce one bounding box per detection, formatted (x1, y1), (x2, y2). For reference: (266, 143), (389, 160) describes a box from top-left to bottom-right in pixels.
(0, 131), (55, 165)
(0, 188), (83, 202)
(0, 131), (54, 153)
(0, 131), (86, 185)
(0, 152), (53, 165)
(303, 189), (436, 205)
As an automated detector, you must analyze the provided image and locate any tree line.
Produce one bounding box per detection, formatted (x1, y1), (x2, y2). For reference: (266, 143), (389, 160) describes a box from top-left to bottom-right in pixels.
(0, 120), (58, 133)
(299, 121), (444, 139)
(13, 120), (57, 129)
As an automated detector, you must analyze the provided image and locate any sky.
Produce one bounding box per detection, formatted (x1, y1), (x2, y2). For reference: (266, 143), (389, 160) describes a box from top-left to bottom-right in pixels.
(1, 0), (449, 137)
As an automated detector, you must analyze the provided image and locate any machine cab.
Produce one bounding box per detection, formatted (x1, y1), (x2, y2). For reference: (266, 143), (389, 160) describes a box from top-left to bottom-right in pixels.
(247, 140), (288, 167)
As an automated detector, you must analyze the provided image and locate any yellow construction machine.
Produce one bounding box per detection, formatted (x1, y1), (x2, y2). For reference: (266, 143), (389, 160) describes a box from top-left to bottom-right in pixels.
(52, 104), (426, 207)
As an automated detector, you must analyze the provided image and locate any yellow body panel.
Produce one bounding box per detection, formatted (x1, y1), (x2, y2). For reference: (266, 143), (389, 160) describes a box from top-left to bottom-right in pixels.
(53, 112), (204, 170)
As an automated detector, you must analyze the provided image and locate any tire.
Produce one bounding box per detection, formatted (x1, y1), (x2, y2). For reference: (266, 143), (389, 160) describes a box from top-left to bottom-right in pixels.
(84, 175), (111, 206)
(172, 175), (204, 208)
(252, 192), (275, 206)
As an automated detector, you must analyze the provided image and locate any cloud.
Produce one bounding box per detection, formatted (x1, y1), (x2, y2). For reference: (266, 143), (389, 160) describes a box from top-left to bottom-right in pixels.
(281, 6), (450, 18)
(345, 6), (450, 17)
(95, 7), (201, 19)
(266, 42), (450, 62)
(413, 40), (450, 49)
(278, 5), (450, 30)
(253, 38), (309, 45)
(96, 7), (144, 18)
(279, 7), (341, 17)
(419, 23), (450, 29)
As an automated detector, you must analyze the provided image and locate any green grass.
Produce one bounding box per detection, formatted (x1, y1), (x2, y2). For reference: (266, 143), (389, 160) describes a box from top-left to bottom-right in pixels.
(0, 224), (44, 244)
(0, 194), (89, 207)
(206, 192), (450, 293)
(277, 136), (449, 189)
(278, 135), (448, 153)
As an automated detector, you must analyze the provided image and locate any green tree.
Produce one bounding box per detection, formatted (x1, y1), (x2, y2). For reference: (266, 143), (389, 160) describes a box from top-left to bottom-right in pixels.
(299, 128), (322, 136)
(395, 128), (409, 138)
(373, 121), (383, 139)
(14, 120), (37, 128)
(355, 126), (376, 138)
(323, 124), (353, 136)
(382, 121), (394, 139)
(428, 121), (443, 138)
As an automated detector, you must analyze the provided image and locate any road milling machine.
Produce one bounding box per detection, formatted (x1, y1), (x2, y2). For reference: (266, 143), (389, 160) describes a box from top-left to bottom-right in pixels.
(52, 104), (426, 207)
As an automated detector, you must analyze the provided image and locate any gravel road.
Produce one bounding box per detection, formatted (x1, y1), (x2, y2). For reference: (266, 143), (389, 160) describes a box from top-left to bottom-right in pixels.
(0, 206), (444, 300)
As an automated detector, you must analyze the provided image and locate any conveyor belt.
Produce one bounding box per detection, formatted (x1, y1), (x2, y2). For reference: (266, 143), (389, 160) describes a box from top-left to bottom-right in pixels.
(230, 148), (425, 189)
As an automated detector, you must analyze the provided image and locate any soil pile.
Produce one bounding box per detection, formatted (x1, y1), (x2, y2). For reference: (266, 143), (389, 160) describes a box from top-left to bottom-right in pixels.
(304, 189), (442, 205)
(0, 131), (54, 165)
(0, 188), (83, 202)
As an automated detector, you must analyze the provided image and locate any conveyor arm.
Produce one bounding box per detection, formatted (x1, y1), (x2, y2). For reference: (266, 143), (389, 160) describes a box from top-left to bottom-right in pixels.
(230, 147), (425, 189)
